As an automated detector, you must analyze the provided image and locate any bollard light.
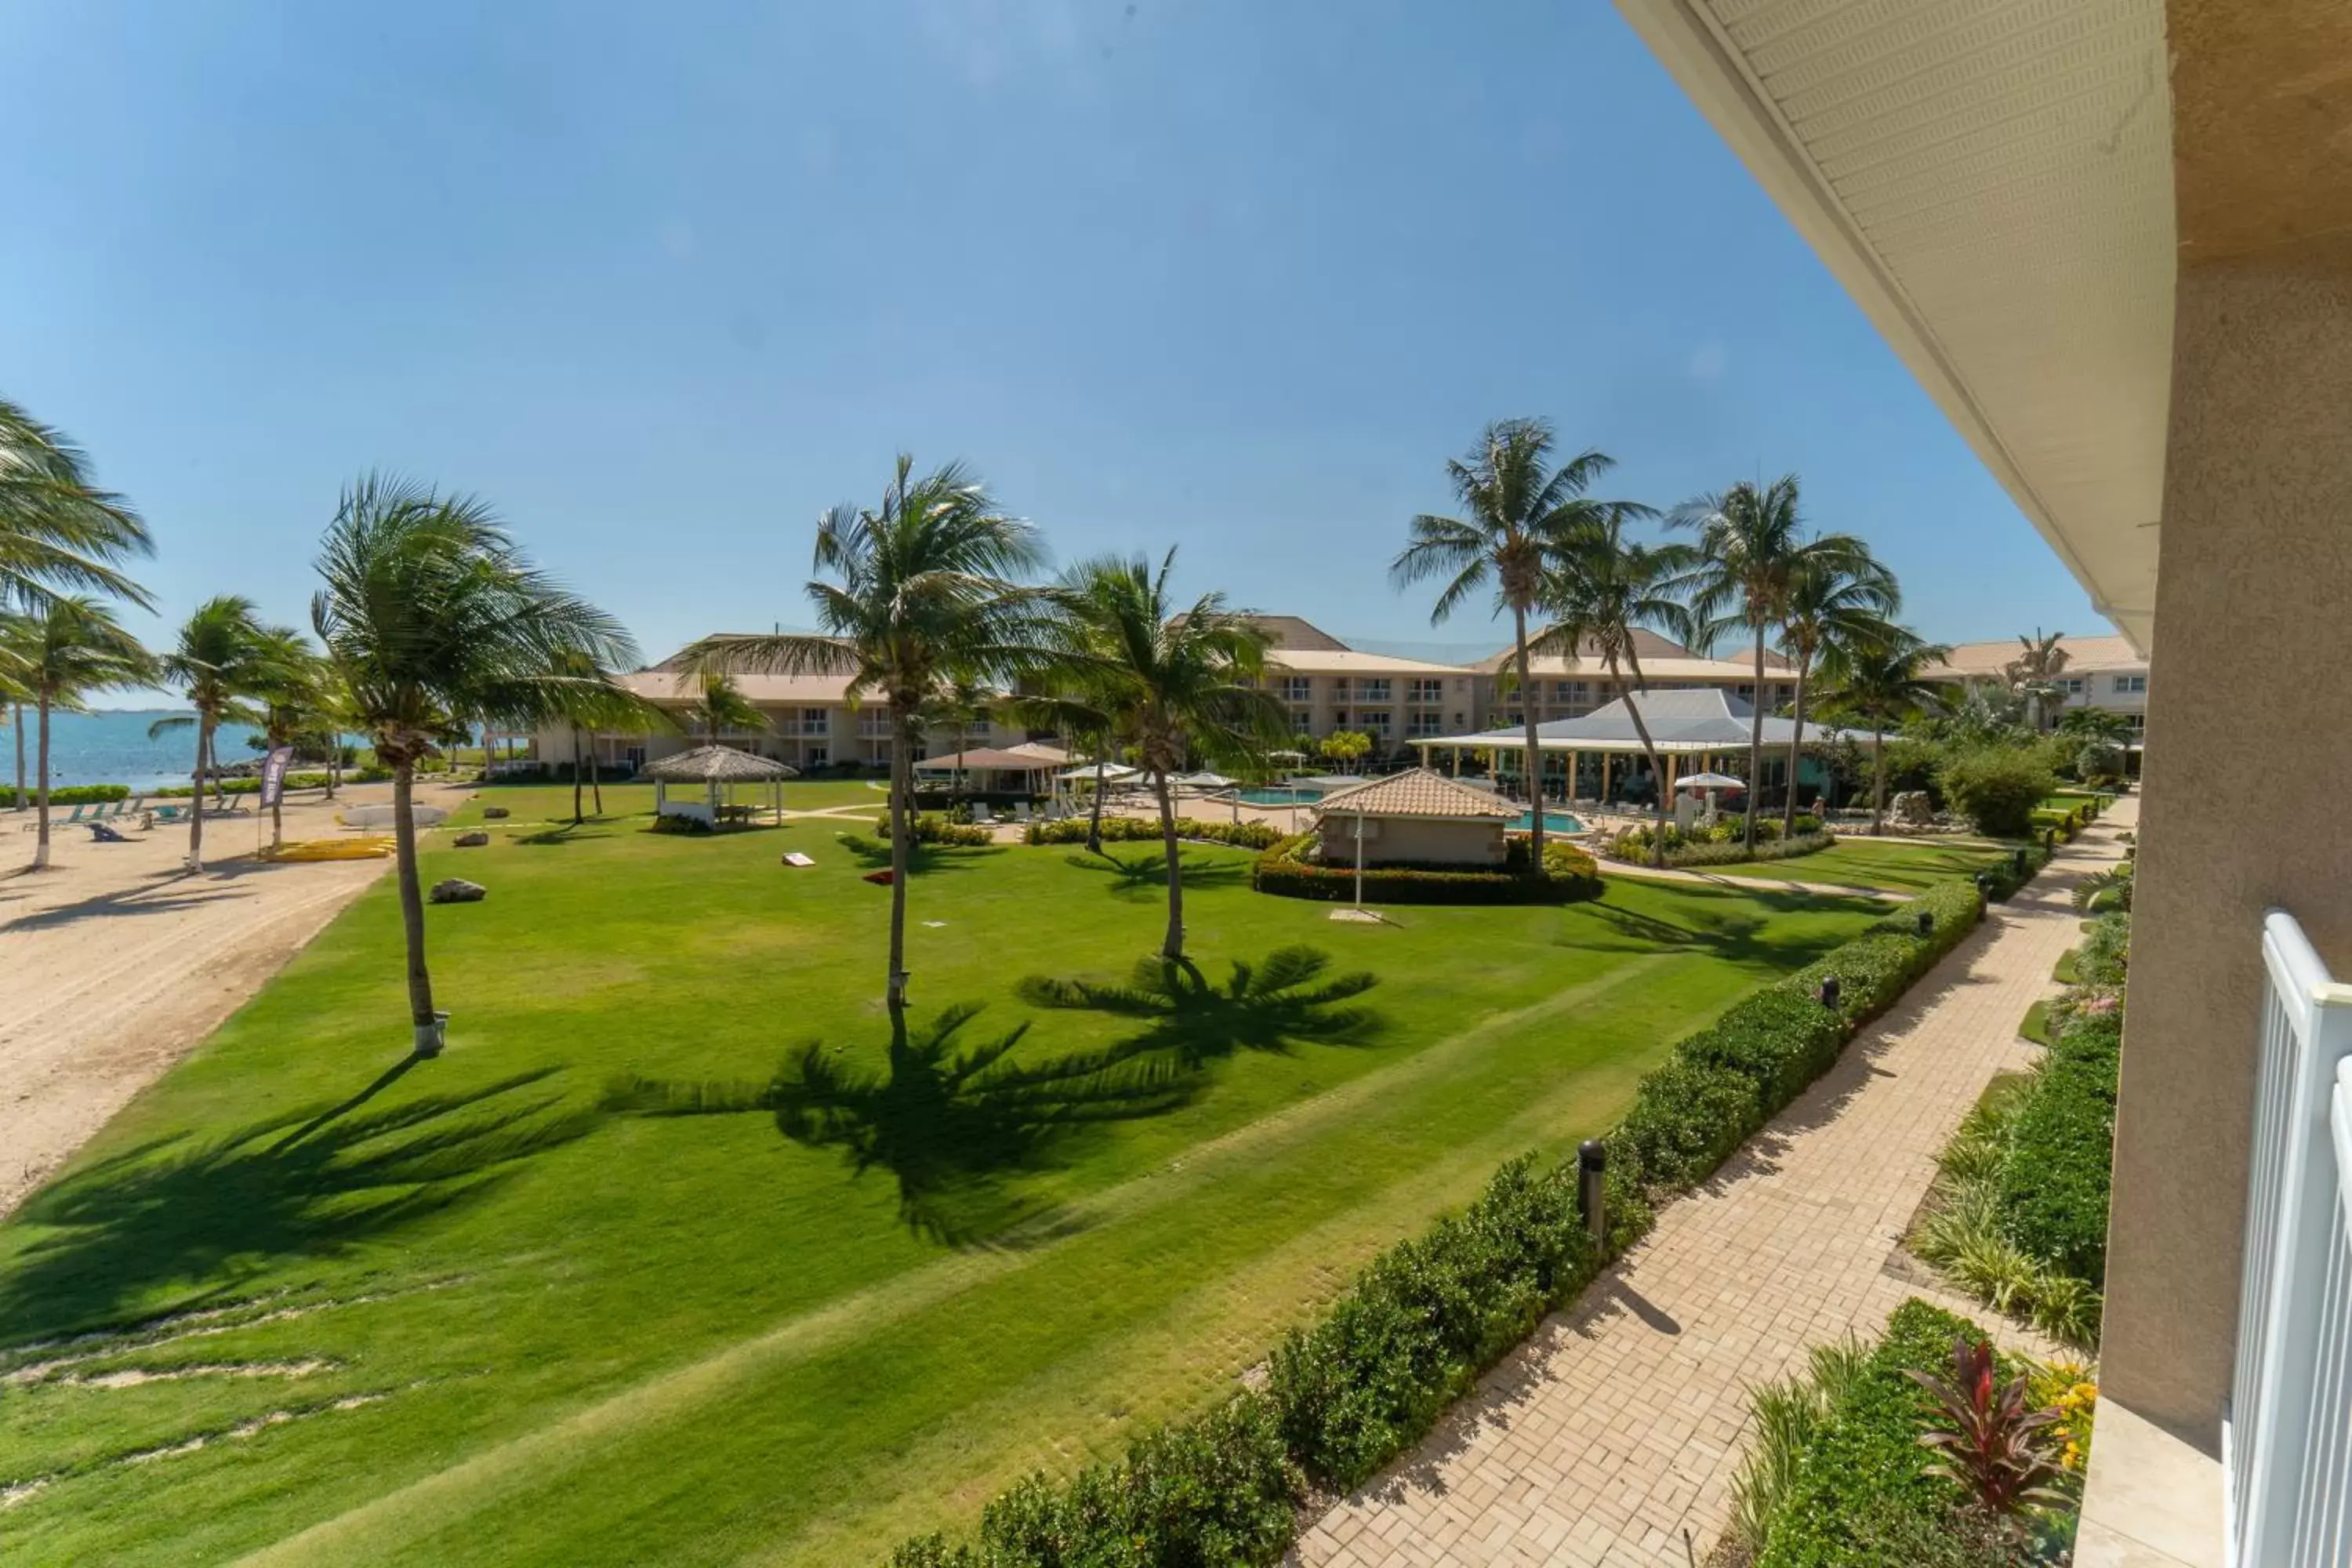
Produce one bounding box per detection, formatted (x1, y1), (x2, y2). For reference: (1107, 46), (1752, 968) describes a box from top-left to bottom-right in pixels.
(1916, 909), (1934, 938)
(1577, 1140), (1607, 1255)
(1975, 872), (1994, 900)
(1819, 975), (1842, 1011)
(2013, 847), (2029, 877)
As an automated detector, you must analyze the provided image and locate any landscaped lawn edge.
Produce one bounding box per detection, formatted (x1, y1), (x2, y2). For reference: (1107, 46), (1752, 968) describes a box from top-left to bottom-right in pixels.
(887, 870), (2013, 1567)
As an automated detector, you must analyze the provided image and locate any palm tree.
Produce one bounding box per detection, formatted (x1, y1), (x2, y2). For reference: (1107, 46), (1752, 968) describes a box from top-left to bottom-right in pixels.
(249, 625), (328, 851)
(1, 617), (29, 810)
(0, 397), (154, 614)
(1041, 550), (1287, 962)
(1670, 475), (1882, 848)
(1392, 419), (1646, 862)
(2004, 628), (2070, 731)
(313, 474), (637, 1057)
(9, 597), (154, 869)
(1811, 631), (1951, 835)
(683, 456), (1047, 1034)
(688, 672), (768, 750)
(1771, 550), (1900, 833)
(152, 596), (289, 872)
(1530, 512), (1697, 867)
(926, 674), (994, 796)
(2056, 705), (2133, 744)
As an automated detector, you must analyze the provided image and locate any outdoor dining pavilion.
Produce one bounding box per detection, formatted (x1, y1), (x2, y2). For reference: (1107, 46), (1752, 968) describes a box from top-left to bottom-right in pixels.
(645, 744), (797, 827)
(1414, 689), (1867, 808)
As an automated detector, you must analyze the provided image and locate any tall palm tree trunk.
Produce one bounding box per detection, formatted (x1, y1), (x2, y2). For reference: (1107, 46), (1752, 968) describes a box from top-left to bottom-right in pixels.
(885, 706), (916, 1040)
(1745, 624), (1766, 850)
(391, 758), (440, 1055)
(270, 768), (285, 852)
(1153, 767), (1186, 962)
(32, 695), (53, 870)
(1512, 601), (1546, 863)
(186, 717), (211, 872)
(1620, 652), (1670, 870)
(12, 701), (24, 811)
(326, 735), (340, 800)
(1783, 656), (1812, 836)
(572, 725), (586, 825)
(1085, 734), (1109, 855)
(589, 743), (603, 815)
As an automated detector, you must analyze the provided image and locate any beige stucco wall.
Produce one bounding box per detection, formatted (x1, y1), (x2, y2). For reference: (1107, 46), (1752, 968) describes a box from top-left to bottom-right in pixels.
(1318, 815), (1506, 866)
(2100, 238), (2352, 1450)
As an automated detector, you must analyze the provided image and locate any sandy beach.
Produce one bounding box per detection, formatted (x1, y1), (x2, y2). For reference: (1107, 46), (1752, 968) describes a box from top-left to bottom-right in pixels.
(0, 780), (468, 1218)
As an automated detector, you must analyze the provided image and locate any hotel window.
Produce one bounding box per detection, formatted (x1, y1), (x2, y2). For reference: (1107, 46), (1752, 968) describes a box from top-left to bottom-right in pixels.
(1357, 678), (1392, 703)
(964, 717), (992, 739)
(1554, 680), (1588, 703)
(1290, 706), (1312, 731)
(2059, 677), (2086, 697)
(1408, 677), (1445, 703)
(1279, 675), (1312, 702)
(858, 710), (891, 738)
(1504, 710), (1523, 728)
(1360, 710), (1392, 736)
(2111, 673), (2147, 695)
(804, 746), (828, 768)
(799, 708), (829, 735)
(1406, 710), (1443, 738)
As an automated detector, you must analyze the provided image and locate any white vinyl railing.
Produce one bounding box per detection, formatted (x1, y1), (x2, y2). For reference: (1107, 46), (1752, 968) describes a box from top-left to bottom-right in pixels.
(2226, 912), (2352, 1566)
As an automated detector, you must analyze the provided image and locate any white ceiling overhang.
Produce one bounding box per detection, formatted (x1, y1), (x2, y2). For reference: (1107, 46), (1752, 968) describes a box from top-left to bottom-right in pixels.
(1613, 0), (2175, 652)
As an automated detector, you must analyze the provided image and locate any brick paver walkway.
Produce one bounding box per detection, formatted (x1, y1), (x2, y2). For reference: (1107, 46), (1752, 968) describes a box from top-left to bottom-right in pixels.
(1292, 804), (2133, 1568)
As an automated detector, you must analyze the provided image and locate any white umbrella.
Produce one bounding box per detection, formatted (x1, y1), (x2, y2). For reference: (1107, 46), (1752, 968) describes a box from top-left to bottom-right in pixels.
(1173, 770), (1235, 789)
(1055, 761), (1141, 782)
(1676, 771), (1745, 790)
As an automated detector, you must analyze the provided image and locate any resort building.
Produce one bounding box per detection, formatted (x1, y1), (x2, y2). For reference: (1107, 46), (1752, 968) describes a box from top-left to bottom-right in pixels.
(1243, 616), (1479, 757)
(1926, 635), (2153, 736)
(528, 641), (1029, 775)
(1617, 0), (2352, 1561)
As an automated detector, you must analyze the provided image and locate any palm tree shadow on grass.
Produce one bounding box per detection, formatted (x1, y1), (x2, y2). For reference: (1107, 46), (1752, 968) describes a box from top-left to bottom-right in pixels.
(1558, 887), (1888, 967)
(1059, 848), (1248, 897)
(1016, 946), (1384, 1066)
(833, 831), (1000, 877)
(0, 1067), (600, 1345)
(603, 1006), (1197, 1245)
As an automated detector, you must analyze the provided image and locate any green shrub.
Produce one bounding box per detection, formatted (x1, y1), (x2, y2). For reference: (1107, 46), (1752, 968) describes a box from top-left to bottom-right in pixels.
(892, 1393), (1301, 1568)
(1752, 1300), (2009, 1568)
(1939, 746), (2059, 837)
(2075, 913), (2130, 986)
(1023, 815), (1282, 851)
(151, 771), (336, 800)
(1250, 833), (1600, 906)
(1268, 1155), (1593, 1489)
(880, 812), (996, 847)
(1604, 826), (1837, 869)
(0, 782), (131, 806)
(1994, 1011), (2122, 1285)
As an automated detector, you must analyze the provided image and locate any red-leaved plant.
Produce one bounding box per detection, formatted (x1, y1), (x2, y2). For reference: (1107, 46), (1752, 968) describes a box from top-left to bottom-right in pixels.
(1906, 1335), (2069, 1515)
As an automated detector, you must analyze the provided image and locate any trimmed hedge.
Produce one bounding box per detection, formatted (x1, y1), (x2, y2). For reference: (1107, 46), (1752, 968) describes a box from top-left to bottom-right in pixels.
(891, 866), (2022, 1565)
(1994, 1008), (2122, 1285)
(1607, 830), (1837, 869)
(0, 782), (130, 806)
(1753, 1300), (2005, 1568)
(1250, 833), (1602, 906)
(1940, 746), (2059, 837)
(878, 813), (997, 848)
(1023, 815), (1284, 851)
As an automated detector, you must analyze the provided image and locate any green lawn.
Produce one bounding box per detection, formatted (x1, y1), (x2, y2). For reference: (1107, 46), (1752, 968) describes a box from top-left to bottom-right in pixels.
(1697, 836), (2015, 895)
(449, 778), (892, 826)
(0, 812), (1890, 1566)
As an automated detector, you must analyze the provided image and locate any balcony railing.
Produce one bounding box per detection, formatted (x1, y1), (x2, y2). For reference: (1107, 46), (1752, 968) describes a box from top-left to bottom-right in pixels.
(2227, 911), (2352, 1565)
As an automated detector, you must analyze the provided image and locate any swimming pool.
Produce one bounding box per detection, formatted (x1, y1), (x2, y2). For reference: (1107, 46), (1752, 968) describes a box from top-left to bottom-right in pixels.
(1508, 811), (1584, 834)
(1235, 785), (1330, 806)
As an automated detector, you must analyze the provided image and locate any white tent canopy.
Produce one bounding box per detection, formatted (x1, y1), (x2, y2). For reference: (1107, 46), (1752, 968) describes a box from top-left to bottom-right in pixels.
(1676, 771), (1746, 789)
(1055, 761), (1142, 782)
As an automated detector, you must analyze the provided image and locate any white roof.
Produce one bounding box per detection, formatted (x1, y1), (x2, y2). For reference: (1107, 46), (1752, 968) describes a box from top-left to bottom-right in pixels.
(1421, 689), (1866, 754)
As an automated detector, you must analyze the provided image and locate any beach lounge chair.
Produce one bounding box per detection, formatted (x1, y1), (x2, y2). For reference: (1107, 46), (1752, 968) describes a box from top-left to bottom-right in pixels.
(972, 804), (997, 826)
(150, 802), (188, 826)
(1012, 801), (1033, 824)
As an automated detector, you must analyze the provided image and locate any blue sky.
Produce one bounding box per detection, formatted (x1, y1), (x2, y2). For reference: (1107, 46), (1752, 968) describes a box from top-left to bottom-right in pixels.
(2, 0), (2099, 697)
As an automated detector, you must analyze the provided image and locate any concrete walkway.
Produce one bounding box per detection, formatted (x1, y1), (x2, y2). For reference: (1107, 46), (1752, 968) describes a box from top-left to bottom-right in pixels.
(1291, 803), (2133, 1568)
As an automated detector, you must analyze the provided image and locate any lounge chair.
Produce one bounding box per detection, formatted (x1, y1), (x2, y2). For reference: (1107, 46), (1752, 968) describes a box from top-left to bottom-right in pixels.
(1012, 801), (1033, 824)
(972, 804), (997, 826)
(21, 803), (84, 831)
(150, 802), (188, 826)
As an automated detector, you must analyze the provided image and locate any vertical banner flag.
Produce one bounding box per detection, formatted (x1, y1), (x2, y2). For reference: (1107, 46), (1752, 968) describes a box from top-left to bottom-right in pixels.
(260, 746), (295, 808)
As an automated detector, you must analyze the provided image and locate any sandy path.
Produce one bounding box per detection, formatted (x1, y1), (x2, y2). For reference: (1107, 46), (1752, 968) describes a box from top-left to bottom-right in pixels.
(0, 782), (467, 1218)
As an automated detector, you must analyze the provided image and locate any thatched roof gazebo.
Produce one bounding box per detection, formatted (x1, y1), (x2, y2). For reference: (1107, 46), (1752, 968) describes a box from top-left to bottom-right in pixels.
(644, 745), (797, 828)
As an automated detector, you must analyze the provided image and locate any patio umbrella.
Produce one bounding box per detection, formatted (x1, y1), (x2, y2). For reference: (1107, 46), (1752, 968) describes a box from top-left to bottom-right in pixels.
(1172, 770), (1235, 789)
(1055, 761), (1141, 782)
(1675, 771), (1745, 789)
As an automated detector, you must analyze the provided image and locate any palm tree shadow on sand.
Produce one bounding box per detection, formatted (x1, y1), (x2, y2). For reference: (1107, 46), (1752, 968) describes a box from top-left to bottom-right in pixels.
(1016, 946), (1384, 1065)
(0, 1067), (601, 1344)
(603, 1005), (1199, 1245)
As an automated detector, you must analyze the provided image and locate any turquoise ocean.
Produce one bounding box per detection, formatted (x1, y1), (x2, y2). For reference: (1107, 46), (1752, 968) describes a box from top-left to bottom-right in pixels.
(0, 708), (264, 795)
